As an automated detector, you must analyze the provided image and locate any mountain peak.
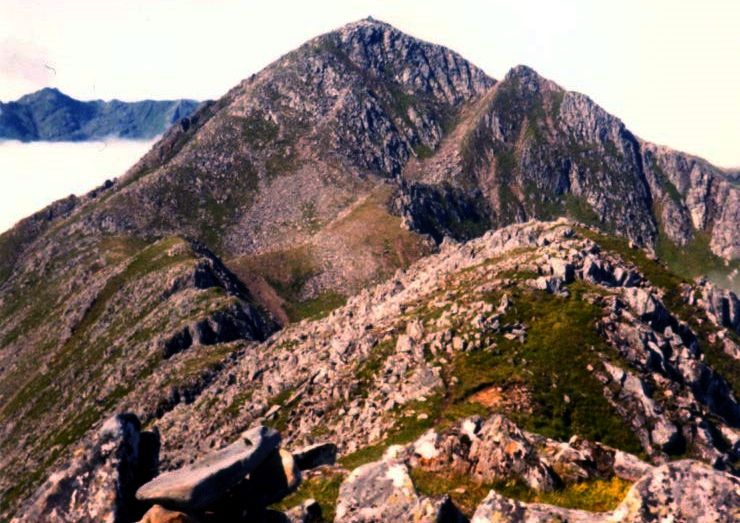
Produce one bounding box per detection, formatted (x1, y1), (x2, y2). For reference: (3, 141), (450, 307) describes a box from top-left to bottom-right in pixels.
(16, 86), (71, 104)
(335, 16), (395, 34)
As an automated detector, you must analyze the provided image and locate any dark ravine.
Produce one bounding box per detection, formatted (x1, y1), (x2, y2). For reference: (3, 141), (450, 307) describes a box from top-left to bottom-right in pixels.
(0, 87), (199, 141)
(0, 18), (739, 522)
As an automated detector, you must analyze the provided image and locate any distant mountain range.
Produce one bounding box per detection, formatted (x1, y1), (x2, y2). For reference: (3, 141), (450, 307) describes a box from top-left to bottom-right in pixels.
(0, 88), (200, 141)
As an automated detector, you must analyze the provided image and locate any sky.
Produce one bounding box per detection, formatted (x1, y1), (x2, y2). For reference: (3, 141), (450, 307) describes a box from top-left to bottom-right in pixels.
(0, 0), (738, 231)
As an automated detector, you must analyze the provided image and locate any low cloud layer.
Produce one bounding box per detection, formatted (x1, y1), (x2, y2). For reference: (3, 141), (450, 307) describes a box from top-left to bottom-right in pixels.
(0, 139), (155, 232)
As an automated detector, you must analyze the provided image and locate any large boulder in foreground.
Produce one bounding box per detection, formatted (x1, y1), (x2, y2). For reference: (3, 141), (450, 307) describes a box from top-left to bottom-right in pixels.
(335, 447), (464, 523)
(611, 460), (740, 522)
(13, 413), (158, 523)
(136, 425), (280, 510)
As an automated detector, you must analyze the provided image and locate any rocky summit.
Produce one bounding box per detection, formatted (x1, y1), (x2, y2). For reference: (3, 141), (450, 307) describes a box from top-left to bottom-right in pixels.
(0, 17), (739, 523)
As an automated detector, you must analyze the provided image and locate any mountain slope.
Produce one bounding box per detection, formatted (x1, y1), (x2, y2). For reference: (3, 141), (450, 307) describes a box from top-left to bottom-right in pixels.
(0, 88), (199, 141)
(0, 18), (739, 521)
(12, 220), (740, 522)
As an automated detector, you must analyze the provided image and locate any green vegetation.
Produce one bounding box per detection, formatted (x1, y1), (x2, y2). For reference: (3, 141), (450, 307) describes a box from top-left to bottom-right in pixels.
(339, 393), (450, 470)
(563, 194), (603, 229)
(353, 337), (397, 398)
(286, 292), (347, 322)
(325, 186), (431, 277)
(410, 469), (631, 516)
(414, 143), (434, 159)
(648, 157), (683, 204)
(0, 237), (246, 513)
(266, 387), (298, 432)
(272, 471), (345, 522)
(655, 231), (737, 287)
(224, 391), (254, 417)
(549, 90), (565, 120)
(232, 245), (318, 308)
(450, 283), (642, 453)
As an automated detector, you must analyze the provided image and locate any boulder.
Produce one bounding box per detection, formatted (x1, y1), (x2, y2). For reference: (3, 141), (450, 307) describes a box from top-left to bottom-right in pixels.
(14, 413), (158, 523)
(138, 504), (198, 523)
(136, 425), (280, 510)
(245, 448), (302, 506)
(293, 442), (338, 470)
(283, 498), (323, 522)
(409, 416), (556, 492)
(622, 288), (670, 330)
(612, 460), (740, 522)
(335, 448), (461, 523)
(549, 258), (574, 283)
(471, 490), (604, 522)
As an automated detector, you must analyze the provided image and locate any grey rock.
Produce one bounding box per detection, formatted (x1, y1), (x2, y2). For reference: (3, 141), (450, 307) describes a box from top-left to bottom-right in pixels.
(335, 450), (454, 523)
(472, 460), (740, 523)
(611, 460), (740, 522)
(14, 413), (157, 523)
(471, 489), (602, 522)
(283, 498), (323, 523)
(135, 425), (280, 510)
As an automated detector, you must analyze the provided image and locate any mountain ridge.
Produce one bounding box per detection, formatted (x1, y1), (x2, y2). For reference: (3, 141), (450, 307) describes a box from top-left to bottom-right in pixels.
(0, 87), (200, 141)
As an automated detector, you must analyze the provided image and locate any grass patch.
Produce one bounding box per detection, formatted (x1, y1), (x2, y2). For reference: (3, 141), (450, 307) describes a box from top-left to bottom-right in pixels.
(272, 471), (345, 522)
(450, 284), (643, 453)
(266, 387), (298, 432)
(655, 231), (737, 287)
(411, 469), (630, 516)
(286, 292), (346, 322)
(564, 194), (603, 229)
(414, 143), (434, 159)
(353, 337), (397, 398)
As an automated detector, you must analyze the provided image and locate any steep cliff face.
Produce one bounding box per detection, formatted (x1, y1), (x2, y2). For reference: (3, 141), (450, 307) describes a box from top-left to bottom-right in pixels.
(398, 65), (738, 275)
(0, 18), (738, 521)
(0, 87), (199, 141)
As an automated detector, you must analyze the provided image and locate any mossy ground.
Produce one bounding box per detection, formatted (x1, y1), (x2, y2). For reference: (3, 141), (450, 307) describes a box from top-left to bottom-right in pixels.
(450, 283), (642, 452)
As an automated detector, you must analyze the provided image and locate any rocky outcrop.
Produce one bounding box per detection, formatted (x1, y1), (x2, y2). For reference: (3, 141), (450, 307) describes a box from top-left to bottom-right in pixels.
(335, 447), (463, 523)
(1, 18), (739, 519)
(695, 279), (740, 334)
(13, 414), (158, 523)
(409, 415), (558, 491)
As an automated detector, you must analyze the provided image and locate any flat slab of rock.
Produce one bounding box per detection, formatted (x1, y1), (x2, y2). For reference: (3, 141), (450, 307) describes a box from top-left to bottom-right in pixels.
(136, 425), (280, 510)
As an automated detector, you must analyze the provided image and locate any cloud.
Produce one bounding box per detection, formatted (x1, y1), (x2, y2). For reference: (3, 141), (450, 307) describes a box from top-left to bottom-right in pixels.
(0, 138), (156, 232)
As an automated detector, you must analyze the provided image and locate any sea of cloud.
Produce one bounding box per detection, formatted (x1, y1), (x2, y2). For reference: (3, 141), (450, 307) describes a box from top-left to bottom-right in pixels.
(0, 138), (156, 233)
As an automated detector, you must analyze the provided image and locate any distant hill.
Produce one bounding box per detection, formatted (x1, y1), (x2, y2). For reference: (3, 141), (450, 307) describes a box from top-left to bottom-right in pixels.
(0, 87), (200, 141)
